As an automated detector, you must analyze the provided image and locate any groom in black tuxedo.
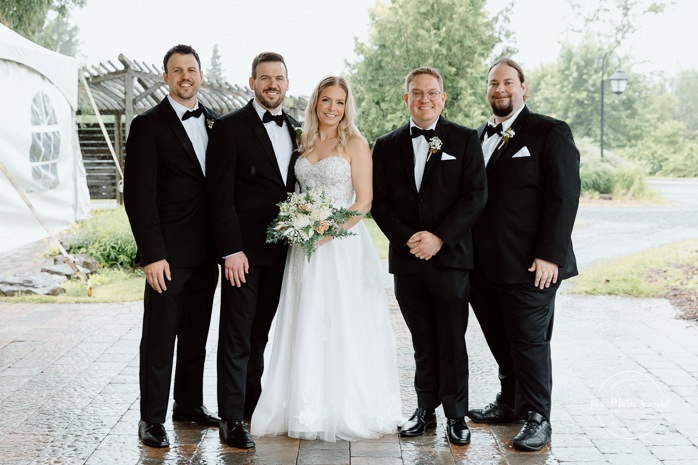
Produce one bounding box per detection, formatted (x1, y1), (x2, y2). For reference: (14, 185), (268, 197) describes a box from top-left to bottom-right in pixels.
(467, 58), (580, 451)
(372, 66), (487, 445)
(206, 52), (299, 449)
(124, 44), (220, 448)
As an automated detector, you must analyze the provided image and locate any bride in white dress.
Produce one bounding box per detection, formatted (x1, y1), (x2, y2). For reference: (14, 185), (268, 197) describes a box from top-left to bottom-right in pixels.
(250, 76), (404, 441)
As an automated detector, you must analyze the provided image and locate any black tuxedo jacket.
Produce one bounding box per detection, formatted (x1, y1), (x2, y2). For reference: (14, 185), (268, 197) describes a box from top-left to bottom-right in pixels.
(474, 105), (580, 284)
(206, 99), (299, 266)
(372, 116), (487, 274)
(124, 98), (218, 268)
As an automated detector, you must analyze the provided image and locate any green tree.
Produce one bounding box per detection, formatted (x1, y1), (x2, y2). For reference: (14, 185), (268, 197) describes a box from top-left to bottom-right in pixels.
(348, 0), (513, 143)
(36, 12), (81, 56)
(671, 70), (698, 137)
(0, 0), (85, 53)
(207, 43), (225, 83)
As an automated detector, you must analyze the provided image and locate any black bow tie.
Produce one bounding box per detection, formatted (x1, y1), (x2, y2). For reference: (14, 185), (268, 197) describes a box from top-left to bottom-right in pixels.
(182, 106), (204, 120)
(411, 127), (435, 140)
(263, 111), (285, 127)
(484, 123), (503, 138)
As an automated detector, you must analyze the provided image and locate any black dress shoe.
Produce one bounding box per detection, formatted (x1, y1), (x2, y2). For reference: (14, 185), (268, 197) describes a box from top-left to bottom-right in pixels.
(220, 419), (255, 449)
(447, 417), (471, 445)
(138, 420), (169, 448)
(467, 393), (523, 424)
(172, 402), (221, 426)
(513, 411), (552, 451)
(400, 408), (436, 437)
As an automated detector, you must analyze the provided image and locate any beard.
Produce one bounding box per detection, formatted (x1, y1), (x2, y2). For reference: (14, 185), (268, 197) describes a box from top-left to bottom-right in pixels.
(172, 80), (198, 101)
(255, 87), (285, 110)
(490, 96), (513, 118)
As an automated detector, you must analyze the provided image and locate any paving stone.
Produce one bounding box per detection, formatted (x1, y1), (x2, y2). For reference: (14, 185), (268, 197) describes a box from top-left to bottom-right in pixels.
(650, 445), (698, 461)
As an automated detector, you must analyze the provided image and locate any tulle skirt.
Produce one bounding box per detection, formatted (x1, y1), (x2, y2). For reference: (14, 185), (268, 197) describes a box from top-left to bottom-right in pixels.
(250, 221), (404, 441)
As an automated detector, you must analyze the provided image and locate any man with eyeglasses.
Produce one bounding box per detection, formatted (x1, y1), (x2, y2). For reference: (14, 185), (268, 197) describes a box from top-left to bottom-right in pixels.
(372, 66), (487, 445)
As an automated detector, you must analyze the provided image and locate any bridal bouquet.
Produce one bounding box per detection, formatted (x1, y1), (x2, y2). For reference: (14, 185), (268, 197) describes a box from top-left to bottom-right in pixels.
(266, 187), (361, 261)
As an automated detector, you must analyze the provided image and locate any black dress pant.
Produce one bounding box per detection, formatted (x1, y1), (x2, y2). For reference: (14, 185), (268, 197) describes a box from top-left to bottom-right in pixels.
(394, 265), (470, 419)
(139, 260), (218, 423)
(469, 267), (558, 420)
(217, 251), (287, 420)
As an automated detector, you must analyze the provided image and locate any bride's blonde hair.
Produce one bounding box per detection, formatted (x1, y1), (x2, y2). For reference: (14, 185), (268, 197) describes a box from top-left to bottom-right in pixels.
(301, 76), (363, 155)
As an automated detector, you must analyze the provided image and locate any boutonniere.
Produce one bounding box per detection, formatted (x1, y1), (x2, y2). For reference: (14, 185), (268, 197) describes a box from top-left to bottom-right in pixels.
(426, 136), (442, 162)
(294, 126), (303, 150)
(206, 118), (215, 129)
(497, 127), (515, 150)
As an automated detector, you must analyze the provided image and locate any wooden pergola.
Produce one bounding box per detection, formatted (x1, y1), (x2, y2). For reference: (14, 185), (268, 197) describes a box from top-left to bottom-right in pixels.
(78, 54), (307, 199)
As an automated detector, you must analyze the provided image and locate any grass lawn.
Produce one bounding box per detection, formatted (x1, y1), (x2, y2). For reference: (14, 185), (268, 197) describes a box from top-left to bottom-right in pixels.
(569, 237), (698, 319)
(2, 218), (391, 304)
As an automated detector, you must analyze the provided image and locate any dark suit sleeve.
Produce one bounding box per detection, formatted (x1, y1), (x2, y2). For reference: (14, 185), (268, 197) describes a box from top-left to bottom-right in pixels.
(535, 121), (580, 265)
(123, 115), (168, 265)
(371, 137), (417, 247)
(433, 130), (487, 249)
(206, 119), (244, 257)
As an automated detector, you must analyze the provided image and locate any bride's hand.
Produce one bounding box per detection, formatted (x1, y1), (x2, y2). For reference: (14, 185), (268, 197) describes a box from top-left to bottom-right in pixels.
(315, 236), (333, 249)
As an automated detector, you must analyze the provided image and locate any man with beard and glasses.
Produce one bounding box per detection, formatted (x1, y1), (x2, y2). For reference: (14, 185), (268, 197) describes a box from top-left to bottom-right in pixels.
(124, 44), (220, 448)
(206, 51), (299, 449)
(467, 58), (580, 451)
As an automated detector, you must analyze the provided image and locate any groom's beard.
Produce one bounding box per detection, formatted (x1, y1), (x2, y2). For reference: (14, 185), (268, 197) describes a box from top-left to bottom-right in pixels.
(255, 87), (285, 110)
(490, 95), (514, 118)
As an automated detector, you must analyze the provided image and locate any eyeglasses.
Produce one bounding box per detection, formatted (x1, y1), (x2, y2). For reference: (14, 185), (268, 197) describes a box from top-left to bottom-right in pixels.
(407, 90), (442, 101)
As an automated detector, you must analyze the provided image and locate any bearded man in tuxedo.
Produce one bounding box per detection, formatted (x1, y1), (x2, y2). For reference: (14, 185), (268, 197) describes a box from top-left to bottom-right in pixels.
(372, 66), (487, 445)
(467, 58), (580, 451)
(206, 52), (299, 449)
(124, 44), (220, 448)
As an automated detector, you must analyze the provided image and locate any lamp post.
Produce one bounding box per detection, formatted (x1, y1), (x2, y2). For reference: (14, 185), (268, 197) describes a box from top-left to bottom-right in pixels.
(600, 52), (629, 158)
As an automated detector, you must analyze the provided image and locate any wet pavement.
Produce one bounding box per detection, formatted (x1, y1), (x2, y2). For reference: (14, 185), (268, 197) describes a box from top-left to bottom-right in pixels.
(1, 178), (698, 464)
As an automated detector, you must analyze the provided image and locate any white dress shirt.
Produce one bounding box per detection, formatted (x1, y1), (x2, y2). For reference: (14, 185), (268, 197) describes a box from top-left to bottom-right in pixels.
(167, 95), (208, 175)
(482, 103), (526, 166)
(252, 99), (293, 186)
(409, 120), (437, 192)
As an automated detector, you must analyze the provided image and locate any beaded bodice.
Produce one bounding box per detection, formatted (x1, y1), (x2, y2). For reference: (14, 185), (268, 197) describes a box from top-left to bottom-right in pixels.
(295, 156), (354, 208)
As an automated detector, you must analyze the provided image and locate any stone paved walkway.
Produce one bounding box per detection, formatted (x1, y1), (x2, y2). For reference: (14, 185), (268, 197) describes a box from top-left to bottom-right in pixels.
(1, 285), (697, 464)
(1, 179), (698, 464)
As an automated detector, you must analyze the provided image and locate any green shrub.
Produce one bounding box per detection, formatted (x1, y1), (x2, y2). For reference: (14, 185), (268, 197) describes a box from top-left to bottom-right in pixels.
(577, 137), (653, 199)
(67, 206), (137, 268)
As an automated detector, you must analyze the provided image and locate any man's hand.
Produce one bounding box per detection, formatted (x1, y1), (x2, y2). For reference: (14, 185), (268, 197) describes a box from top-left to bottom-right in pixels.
(408, 231), (443, 260)
(528, 258), (559, 289)
(224, 253), (249, 287)
(144, 259), (171, 293)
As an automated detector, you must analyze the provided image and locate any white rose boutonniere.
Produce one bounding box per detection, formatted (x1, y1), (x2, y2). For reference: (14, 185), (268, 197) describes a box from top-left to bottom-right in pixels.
(427, 136), (443, 162)
(498, 127), (515, 150)
(206, 118), (215, 129)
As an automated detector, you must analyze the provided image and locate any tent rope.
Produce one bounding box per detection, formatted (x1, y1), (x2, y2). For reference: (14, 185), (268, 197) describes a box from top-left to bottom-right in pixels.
(0, 160), (93, 296)
(80, 71), (123, 179)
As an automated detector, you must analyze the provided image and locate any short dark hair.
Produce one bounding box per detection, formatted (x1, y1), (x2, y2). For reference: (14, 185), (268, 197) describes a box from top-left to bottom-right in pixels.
(163, 44), (201, 73)
(487, 58), (526, 84)
(251, 52), (287, 78)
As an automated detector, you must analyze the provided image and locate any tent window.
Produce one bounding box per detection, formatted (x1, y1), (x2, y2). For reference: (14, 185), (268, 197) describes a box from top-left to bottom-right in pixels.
(28, 91), (61, 192)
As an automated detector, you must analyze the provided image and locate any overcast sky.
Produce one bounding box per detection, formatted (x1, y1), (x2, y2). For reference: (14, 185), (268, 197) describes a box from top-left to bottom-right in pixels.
(71, 0), (697, 97)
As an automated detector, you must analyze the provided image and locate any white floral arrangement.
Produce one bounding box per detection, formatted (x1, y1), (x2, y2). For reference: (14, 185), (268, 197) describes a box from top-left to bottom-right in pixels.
(498, 127), (515, 150)
(266, 187), (361, 261)
(427, 136), (443, 162)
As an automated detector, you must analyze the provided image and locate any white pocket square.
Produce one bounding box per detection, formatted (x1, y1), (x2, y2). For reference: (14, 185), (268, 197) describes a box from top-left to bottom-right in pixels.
(440, 152), (456, 160)
(512, 146), (531, 158)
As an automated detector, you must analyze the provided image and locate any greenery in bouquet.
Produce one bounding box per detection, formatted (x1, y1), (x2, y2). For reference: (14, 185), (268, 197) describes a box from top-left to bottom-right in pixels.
(266, 187), (362, 261)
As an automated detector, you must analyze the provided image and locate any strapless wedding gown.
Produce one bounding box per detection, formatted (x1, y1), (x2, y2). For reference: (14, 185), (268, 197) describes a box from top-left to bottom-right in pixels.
(250, 155), (403, 441)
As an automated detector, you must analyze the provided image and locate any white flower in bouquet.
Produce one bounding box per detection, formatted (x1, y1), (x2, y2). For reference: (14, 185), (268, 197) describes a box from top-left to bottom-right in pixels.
(266, 186), (362, 261)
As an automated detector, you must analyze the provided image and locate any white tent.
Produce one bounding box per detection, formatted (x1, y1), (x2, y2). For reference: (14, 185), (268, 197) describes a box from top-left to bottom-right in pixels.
(0, 24), (91, 254)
